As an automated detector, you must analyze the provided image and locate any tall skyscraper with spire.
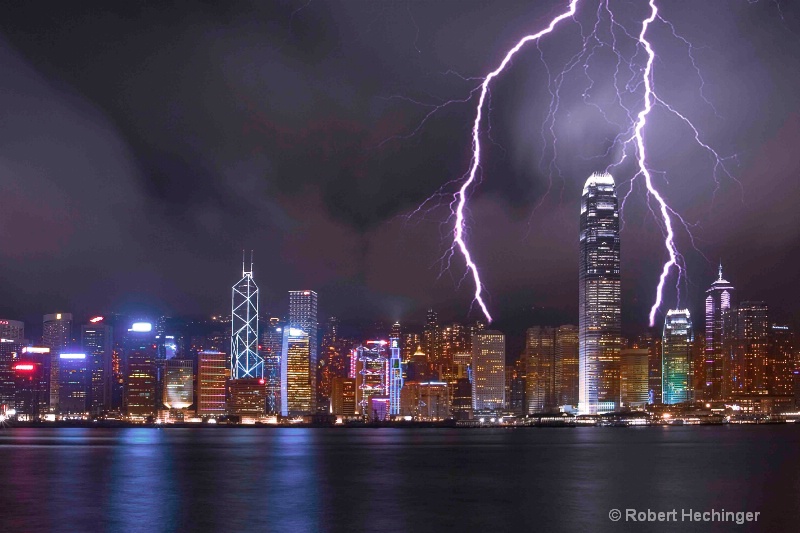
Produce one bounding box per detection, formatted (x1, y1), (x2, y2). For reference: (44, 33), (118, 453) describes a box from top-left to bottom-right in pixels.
(579, 172), (621, 414)
(704, 263), (734, 400)
(662, 309), (693, 404)
(231, 253), (262, 379)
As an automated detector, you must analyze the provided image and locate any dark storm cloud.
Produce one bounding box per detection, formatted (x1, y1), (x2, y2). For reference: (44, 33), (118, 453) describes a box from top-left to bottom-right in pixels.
(0, 0), (798, 333)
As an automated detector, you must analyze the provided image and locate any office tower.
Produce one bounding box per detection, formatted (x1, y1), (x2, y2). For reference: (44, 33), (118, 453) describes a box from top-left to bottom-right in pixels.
(704, 264), (734, 400)
(13, 353), (50, 421)
(770, 324), (794, 396)
(0, 319), (24, 341)
(452, 377), (473, 420)
(261, 318), (283, 414)
(163, 359), (193, 410)
(401, 331), (421, 362)
(390, 321), (402, 340)
(0, 339), (24, 410)
(228, 378), (266, 419)
(555, 325), (579, 408)
(389, 336), (403, 416)
(232, 256), (262, 379)
(331, 377), (356, 416)
(506, 358), (526, 416)
(730, 302), (770, 396)
(619, 349), (649, 408)
(197, 351), (228, 416)
(82, 319), (113, 415)
(125, 322), (157, 419)
(289, 290), (318, 409)
(466, 320), (486, 353)
(281, 328), (312, 416)
(471, 330), (505, 413)
(408, 346), (434, 382)
(525, 326), (556, 413)
(662, 309), (693, 404)
(58, 352), (89, 415)
(630, 333), (663, 405)
(579, 172), (621, 414)
(400, 381), (450, 420)
(354, 342), (389, 416)
(424, 309), (440, 363)
(43, 313), (72, 413)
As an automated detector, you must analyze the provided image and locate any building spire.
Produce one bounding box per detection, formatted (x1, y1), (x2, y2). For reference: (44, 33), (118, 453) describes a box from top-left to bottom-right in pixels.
(718, 261), (723, 281)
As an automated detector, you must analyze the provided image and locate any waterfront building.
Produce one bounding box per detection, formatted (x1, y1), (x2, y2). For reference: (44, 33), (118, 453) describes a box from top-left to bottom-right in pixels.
(58, 352), (89, 415)
(261, 317), (283, 414)
(555, 325), (579, 408)
(354, 341), (388, 417)
(125, 322), (157, 419)
(281, 328), (312, 416)
(13, 353), (49, 421)
(0, 319), (24, 342)
(228, 378), (266, 419)
(620, 349), (649, 408)
(400, 381), (450, 420)
(288, 290), (318, 410)
(662, 309), (693, 404)
(730, 302), (770, 396)
(525, 326), (556, 413)
(163, 358), (193, 410)
(388, 336), (404, 416)
(0, 339), (24, 410)
(471, 331), (505, 413)
(197, 351), (228, 416)
(43, 313), (72, 413)
(331, 377), (356, 416)
(579, 172), (621, 414)
(81, 319), (113, 415)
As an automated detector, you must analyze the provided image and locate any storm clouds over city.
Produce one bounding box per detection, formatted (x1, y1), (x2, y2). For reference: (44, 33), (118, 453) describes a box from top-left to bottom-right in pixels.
(1, 0), (798, 331)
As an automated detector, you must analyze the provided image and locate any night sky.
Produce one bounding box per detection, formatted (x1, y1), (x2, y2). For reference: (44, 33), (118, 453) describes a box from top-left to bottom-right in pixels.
(1, 1), (798, 334)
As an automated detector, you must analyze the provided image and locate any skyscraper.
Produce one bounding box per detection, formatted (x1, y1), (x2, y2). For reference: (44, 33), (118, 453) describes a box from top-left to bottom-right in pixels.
(389, 336), (403, 416)
(232, 256), (262, 379)
(288, 290), (318, 410)
(197, 350), (228, 416)
(58, 352), (89, 415)
(82, 319), (113, 415)
(471, 330), (505, 413)
(730, 302), (770, 396)
(525, 326), (556, 413)
(555, 325), (579, 408)
(261, 317), (283, 414)
(424, 309), (440, 364)
(125, 321), (157, 419)
(579, 172), (621, 414)
(619, 349), (649, 408)
(43, 313), (72, 413)
(163, 359), (194, 410)
(704, 264), (734, 400)
(662, 309), (693, 404)
(281, 327), (312, 416)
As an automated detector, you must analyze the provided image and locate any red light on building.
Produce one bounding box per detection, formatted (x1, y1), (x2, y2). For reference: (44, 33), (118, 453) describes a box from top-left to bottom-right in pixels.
(89, 316), (104, 323)
(259, 379), (265, 385)
(14, 364), (35, 371)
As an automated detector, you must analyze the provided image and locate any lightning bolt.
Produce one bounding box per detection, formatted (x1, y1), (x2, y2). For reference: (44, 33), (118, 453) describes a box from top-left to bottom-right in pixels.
(392, 0), (746, 326)
(451, 0), (580, 323)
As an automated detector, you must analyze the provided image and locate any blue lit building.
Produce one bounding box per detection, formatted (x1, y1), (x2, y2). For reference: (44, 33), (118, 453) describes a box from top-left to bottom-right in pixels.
(388, 336), (404, 415)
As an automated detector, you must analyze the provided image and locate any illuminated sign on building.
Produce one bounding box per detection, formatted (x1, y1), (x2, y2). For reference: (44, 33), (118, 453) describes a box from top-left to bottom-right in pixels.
(60, 353), (87, 359)
(129, 322), (153, 332)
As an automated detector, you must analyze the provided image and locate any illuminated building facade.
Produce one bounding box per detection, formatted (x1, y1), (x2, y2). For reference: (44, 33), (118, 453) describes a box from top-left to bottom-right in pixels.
(82, 320), (113, 415)
(288, 290), (318, 409)
(389, 336), (403, 415)
(555, 325), (579, 408)
(0, 339), (24, 409)
(471, 331), (505, 413)
(14, 354), (49, 420)
(125, 322), (157, 419)
(163, 358), (193, 410)
(43, 312), (72, 413)
(770, 324), (794, 396)
(231, 257), (262, 379)
(228, 378), (266, 419)
(281, 328), (312, 416)
(730, 302), (770, 396)
(261, 317), (283, 414)
(619, 349), (649, 408)
(525, 326), (556, 413)
(704, 264), (734, 400)
(400, 381), (450, 420)
(354, 342), (389, 416)
(197, 351), (228, 415)
(579, 172), (621, 414)
(58, 353), (89, 415)
(452, 377), (473, 420)
(662, 309), (693, 404)
(331, 377), (356, 416)
(0, 319), (24, 341)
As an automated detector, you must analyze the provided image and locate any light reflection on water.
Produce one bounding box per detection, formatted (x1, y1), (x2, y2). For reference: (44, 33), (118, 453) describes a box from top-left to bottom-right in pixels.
(1, 426), (799, 532)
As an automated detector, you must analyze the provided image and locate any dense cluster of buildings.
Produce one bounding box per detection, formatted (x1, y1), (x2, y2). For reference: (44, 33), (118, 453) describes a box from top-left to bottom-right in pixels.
(0, 173), (797, 424)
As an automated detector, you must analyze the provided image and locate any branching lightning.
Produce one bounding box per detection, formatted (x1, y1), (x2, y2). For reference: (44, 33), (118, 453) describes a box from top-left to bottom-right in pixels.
(392, 0), (745, 326)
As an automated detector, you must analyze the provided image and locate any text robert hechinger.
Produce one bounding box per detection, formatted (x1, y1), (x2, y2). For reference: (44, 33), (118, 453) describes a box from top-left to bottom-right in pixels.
(608, 508), (760, 525)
